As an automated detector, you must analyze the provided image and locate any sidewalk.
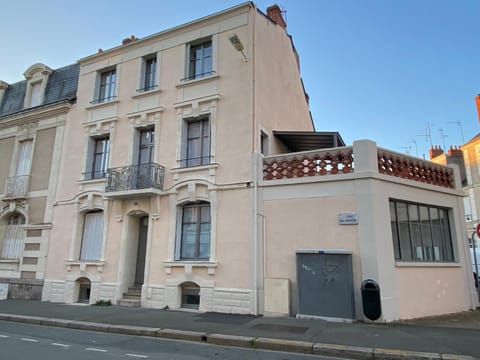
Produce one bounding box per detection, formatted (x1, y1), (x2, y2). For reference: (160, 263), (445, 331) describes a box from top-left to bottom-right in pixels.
(0, 300), (478, 359)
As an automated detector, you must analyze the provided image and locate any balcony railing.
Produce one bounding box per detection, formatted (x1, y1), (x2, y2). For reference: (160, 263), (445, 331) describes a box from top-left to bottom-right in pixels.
(105, 163), (165, 193)
(4, 175), (30, 198)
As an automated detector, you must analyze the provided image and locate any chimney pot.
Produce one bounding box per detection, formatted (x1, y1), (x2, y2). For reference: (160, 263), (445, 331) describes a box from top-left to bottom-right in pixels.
(429, 145), (444, 159)
(267, 4), (287, 29)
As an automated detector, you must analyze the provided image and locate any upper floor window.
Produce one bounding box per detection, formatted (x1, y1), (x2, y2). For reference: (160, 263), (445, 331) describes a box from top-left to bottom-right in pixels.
(389, 199), (454, 262)
(16, 140), (33, 177)
(29, 83), (42, 107)
(181, 117), (210, 167)
(94, 68), (116, 103)
(85, 136), (110, 180)
(139, 56), (157, 92)
(176, 202), (210, 260)
(187, 39), (212, 80)
(138, 128), (155, 165)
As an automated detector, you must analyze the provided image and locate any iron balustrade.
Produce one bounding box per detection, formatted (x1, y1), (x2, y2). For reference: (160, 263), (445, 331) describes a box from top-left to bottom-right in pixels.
(5, 175), (30, 198)
(180, 71), (216, 82)
(105, 163), (165, 192)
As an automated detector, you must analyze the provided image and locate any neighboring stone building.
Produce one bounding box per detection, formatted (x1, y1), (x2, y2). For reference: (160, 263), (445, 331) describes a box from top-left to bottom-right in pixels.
(0, 63), (79, 299)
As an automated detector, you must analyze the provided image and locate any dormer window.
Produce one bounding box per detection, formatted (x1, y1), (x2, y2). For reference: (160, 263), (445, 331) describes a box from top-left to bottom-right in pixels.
(22, 63), (52, 109)
(29, 83), (41, 107)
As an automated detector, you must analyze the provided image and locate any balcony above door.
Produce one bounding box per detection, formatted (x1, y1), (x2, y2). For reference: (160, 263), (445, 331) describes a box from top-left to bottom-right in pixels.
(3, 175), (30, 199)
(104, 163), (165, 198)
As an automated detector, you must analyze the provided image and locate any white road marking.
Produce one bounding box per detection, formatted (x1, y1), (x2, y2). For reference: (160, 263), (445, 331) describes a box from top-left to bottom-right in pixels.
(126, 354), (149, 358)
(21, 338), (38, 342)
(0, 335), (9, 338)
(51, 342), (70, 348)
(86, 347), (108, 352)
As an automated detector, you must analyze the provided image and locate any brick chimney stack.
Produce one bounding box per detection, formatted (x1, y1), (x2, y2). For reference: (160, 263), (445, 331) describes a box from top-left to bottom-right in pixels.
(476, 94), (480, 123)
(122, 35), (138, 45)
(429, 145), (444, 159)
(447, 145), (463, 157)
(267, 4), (287, 29)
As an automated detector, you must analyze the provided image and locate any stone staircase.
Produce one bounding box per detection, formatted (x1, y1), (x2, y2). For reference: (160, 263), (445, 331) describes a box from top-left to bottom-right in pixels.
(117, 285), (142, 307)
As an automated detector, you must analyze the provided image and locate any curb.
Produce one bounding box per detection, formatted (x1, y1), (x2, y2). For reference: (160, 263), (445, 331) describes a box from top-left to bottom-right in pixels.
(0, 313), (475, 360)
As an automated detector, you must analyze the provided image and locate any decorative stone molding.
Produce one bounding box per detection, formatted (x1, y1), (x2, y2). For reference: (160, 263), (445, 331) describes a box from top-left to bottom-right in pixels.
(23, 63), (52, 80)
(82, 116), (118, 136)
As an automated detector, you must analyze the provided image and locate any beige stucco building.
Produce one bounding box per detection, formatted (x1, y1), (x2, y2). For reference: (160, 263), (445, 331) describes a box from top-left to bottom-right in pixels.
(0, 63), (79, 299)
(27, 2), (477, 321)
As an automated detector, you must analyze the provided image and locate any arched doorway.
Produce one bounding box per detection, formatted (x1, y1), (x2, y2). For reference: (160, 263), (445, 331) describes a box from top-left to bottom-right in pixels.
(77, 277), (91, 303)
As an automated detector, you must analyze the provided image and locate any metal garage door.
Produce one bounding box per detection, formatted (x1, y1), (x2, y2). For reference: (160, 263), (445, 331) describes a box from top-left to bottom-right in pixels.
(296, 249), (355, 320)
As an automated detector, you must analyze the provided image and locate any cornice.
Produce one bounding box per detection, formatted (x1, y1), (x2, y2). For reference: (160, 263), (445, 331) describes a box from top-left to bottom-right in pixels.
(0, 101), (73, 130)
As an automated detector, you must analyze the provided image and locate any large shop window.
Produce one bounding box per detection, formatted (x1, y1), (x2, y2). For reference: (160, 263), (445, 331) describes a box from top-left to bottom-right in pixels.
(389, 199), (454, 262)
(80, 211), (104, 261)
(176, 202), (210, 260)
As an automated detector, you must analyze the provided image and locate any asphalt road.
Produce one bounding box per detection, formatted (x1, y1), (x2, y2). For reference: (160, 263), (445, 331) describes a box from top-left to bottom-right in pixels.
(0, 320), (337, 360)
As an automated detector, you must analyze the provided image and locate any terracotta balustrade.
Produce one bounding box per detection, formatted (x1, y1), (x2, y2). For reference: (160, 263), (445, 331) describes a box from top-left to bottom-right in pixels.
(377, 149), (454, 188)
(263, 148), (354, 180)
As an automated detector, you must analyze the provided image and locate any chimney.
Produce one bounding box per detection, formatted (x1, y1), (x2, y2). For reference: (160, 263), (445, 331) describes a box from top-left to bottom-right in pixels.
(429, 145), (443, 159)
(447, 145), (463, 157)
(122, 35), (138, 45)
(267, 4), (287, 29)
(476, 94), (480, 123)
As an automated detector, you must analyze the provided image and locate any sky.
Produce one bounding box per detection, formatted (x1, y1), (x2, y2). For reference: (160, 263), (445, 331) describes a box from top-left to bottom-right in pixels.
(1, 0), (479, 159)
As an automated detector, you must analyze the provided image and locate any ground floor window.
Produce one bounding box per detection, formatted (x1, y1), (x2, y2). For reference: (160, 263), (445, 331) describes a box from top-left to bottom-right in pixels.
(176, 202), (210, 260)
(389, 199), (454, 262)
(181, 282), (200, 309)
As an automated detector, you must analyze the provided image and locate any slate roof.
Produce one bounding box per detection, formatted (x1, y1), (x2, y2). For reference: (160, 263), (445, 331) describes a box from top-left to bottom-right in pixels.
(0, 63), (79, 118)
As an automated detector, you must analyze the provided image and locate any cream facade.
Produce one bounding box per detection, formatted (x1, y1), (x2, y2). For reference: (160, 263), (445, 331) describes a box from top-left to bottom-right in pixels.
(43, 3), (312, 313)
(0, 63), (78, 299)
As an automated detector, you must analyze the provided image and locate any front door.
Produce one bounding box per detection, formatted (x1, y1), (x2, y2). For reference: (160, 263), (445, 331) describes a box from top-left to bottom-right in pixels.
(134, 216), (149, 285)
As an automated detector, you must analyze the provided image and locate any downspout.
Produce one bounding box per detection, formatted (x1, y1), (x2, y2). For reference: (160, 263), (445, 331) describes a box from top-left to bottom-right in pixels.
(251, 3), (259, 315)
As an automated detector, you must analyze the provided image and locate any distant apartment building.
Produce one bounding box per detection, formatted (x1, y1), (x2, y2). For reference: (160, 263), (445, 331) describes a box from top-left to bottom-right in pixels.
(0, 63), (79, 299)
(2, 2), (475, 321)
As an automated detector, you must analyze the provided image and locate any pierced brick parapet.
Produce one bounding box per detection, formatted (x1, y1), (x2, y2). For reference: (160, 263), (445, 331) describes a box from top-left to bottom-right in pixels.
(377, 149), (454, 188)
(263, 147), (354, 180)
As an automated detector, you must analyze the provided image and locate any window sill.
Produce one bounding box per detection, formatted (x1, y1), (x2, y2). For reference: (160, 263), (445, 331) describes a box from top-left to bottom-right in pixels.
(176, 73), (219, 88)
(0, 259), (20, 264)
(131, 88), (161, 99)
(77, 178), (106, 184)
(65, 260), (105, 272)
(163, 260), (217, 275)
(395, 261), (461, 268)
(171, 163), (218, 180)
(85, 99), (119, 110)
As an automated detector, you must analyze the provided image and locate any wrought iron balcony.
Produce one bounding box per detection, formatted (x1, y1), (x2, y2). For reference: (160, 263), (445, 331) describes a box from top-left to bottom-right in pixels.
(105, 163), (165, 194)
(4, 175), (30, 198)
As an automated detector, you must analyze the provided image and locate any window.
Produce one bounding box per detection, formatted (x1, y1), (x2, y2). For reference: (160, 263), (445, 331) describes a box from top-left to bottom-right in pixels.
(389, 199), (454, 262)
(80, 211), (104, 261)
(187, 40), (212, 80)
(96, 69), (116, 103)
(16, 140), (33, 176)
(29, 83), (41, 107)
(177, 202), (210, 260)
(181, 118), (210, 167)
(86, 136), (110, 180)
(139, 56), (157, 92)
(1, 212), (25, 259)
(261, 131), (269, 155)
(138, 128), (155, 165)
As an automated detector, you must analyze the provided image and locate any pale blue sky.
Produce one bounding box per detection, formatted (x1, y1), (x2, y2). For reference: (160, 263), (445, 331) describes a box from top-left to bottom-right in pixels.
(1, 1), (479, 158)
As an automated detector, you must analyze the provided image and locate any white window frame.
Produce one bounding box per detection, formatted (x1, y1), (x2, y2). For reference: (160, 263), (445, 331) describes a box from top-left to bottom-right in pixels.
(138, 54), (158, 92)
(184, 37), (215, 81)
(85, 135), (110, 180)
(94, 67), (117, 103)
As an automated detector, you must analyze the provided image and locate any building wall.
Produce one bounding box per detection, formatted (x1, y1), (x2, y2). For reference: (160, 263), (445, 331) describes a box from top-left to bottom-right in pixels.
(260, 140), (477, 321)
